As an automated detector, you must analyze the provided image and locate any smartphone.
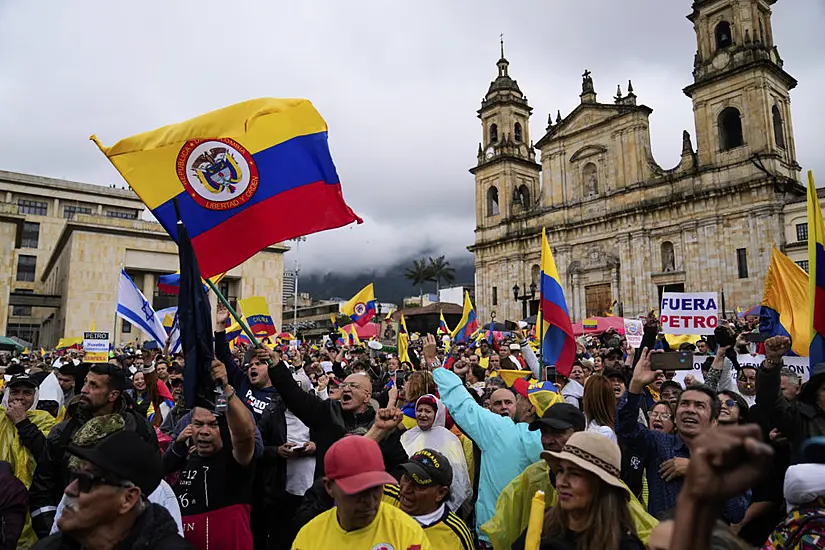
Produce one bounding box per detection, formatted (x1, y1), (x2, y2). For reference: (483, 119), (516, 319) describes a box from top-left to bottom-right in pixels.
(395, 371), (406, 389)
(743, 333), (767, 343)
(504, 320), (519, 332)
(651, 351), (694, 371)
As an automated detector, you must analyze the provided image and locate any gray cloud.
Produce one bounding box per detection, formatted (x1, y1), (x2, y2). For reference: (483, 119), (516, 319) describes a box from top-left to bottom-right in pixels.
(0, 0), (821, 275)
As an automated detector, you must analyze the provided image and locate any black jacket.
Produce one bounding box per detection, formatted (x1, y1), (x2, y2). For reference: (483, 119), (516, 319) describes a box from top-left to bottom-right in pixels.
(0, 461), (27, 550)
(255, 390), (289, 507)
(756, 362), (825, 461)
(15, 417), (49, 464)
(31, 503), (192, 550)
(28, 397), (158, 539)
(267, 361), (407, 478)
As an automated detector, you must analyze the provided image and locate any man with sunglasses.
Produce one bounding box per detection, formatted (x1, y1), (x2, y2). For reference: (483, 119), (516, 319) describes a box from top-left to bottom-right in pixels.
(29, 363), (158, 539)
(32, 430), (189, 550)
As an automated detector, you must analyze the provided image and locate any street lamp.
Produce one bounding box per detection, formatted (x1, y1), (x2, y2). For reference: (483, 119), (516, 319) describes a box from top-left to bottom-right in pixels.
(513, 282), (537, 319)
(375, 303), (382, 342)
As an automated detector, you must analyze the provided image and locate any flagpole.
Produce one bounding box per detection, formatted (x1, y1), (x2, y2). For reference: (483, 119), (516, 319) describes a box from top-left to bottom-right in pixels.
(538, 289), (545, 382)
(113, 265), (121, 351)
(205, 279), (261, 348)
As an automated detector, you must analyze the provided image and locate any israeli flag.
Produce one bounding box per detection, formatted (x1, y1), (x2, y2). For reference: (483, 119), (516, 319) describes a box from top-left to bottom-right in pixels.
(117, 270), (168, 347)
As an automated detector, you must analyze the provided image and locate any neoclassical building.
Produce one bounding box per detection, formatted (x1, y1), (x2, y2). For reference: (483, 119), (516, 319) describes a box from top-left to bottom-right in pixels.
(470, 0), (810, 323)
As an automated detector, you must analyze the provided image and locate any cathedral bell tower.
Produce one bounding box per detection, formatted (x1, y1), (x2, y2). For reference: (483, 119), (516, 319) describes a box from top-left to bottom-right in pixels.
(471, 40), (541, 230)
(684, 0), (799, 180)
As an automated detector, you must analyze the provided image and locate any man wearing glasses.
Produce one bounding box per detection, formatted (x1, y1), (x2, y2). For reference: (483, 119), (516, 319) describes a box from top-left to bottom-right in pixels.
(29, 363), (158, 539)
(33, 429), (189, 549)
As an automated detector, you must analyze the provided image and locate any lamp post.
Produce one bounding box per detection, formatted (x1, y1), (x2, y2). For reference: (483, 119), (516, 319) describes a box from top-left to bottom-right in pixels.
(512, 282), (537, 320)
(290, 236), (307, 333)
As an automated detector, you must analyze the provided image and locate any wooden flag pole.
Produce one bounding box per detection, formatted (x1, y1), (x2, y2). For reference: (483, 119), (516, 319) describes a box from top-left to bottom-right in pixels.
(205, 279), (261, 348)
(538, 297), (544, 382)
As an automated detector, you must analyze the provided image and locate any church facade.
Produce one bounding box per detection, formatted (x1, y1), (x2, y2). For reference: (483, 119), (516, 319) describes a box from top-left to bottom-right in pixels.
(470, 0), (806, 323)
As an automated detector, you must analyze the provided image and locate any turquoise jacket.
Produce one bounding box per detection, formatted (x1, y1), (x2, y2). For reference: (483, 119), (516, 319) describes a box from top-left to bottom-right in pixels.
(433, 367), (542, 540)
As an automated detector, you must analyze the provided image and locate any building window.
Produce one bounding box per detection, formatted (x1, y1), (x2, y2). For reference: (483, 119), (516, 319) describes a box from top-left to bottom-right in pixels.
(12, 289), (33, 317)
(796, 260), (809, 273)
(16, 255), (36, 282)
(492, 286), (498, 306)
(487, 186), (500, 216)
(20, 222), (39, 248)
(719, 107), (744, 151)
(106, 210), (138, 220)
(490, 124), (498, 145)
(773, 105), (786, 149)
(715, 21), (732, 49)
(17, 199), (48, 216)
(736, 248), (748, 279)
(122, 320), (132, 333)
(514, 122), (522, 143)
(63, 205), (93, 220)
(796, 223), (808, 242)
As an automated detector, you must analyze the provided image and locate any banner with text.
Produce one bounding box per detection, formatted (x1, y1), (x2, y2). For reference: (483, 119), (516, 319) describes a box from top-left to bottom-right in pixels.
(83, 331), (110, 363)
(661, 292), (718, 335)
(671, 354), (810, 387)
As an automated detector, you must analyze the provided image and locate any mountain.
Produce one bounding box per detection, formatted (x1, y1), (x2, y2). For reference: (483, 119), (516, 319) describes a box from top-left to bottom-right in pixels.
(298, 256), (475, 305)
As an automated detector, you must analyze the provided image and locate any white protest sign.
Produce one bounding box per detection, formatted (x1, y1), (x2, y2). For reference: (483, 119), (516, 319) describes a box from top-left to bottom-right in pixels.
(660, 292), (718, 335)
(624, 319), (644, 348)
(671, 354), (809, 388)
(83, 331), (110, 363)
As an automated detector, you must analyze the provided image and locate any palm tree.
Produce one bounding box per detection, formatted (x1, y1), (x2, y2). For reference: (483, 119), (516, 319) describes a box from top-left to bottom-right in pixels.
(427, 255), (456, 295)
(405, 258), (431, 302)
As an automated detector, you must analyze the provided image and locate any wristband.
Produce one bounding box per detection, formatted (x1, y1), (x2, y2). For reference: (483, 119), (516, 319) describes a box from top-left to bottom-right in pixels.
(428, 360), (442, 370)
(225, 385), (236, 401)
(764, 358), (783, 369)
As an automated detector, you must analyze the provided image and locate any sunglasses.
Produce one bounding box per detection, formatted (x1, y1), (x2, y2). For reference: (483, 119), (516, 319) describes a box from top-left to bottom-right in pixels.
(68, 470), (133, 493)
(721, 399), (737, 409)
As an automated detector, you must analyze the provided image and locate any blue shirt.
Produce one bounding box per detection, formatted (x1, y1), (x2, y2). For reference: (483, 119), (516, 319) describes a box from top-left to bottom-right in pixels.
(434, 367), (542, 540)
(616, 391), (748, 522)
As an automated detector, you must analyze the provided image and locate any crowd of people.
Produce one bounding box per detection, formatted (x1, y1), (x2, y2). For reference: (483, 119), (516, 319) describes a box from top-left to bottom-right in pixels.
(1, 305), (824, 550)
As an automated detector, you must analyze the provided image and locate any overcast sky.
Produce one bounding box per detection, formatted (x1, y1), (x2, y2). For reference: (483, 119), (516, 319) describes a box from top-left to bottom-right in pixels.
(0, 0), (822, 275)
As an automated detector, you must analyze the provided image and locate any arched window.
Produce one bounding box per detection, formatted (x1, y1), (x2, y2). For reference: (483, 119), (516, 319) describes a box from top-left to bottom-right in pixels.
(715, 21), (733, 50)
(582, 162), (598, 196)
(517, 184), (530, 209)
(772, 105), (786, 149)
(531, 264), (540, 287)
(490, 124), (499, 145)
(661, 241), (675, 272)
(514, 122), (523, 143)
(718, 107), (744, 151)
(487, 186), (500, 216)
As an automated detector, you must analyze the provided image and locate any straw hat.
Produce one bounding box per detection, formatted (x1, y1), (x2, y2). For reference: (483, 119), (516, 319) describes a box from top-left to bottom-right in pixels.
(541, 431), (628, 494)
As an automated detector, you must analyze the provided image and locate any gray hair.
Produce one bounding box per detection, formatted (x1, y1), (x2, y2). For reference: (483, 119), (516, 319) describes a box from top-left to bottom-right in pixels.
(780, 367), (800, 386)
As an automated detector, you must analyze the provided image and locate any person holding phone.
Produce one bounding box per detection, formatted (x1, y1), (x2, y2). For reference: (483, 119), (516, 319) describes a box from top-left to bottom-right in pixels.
(616, 349), (748, 523)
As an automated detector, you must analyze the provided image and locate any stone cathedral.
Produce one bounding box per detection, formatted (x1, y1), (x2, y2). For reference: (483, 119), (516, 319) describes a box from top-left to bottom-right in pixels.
(470, 0), (805, 324)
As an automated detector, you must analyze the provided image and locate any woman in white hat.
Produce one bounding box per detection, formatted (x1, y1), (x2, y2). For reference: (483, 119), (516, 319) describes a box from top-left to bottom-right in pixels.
(537, 431), (645, 550)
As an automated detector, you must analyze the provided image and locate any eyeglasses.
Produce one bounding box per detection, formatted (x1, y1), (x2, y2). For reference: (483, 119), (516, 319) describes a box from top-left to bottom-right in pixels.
(339, 382), (366, 391)
(650, 412), (672, 421)
(721, 399), (737, 408)
(68, 470), (134, 494)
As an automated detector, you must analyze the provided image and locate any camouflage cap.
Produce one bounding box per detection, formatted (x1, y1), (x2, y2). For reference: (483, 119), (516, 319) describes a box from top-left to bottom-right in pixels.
(68, 414), (125, 470)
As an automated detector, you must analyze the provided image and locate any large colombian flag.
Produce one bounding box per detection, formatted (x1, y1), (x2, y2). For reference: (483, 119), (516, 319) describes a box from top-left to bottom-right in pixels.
(158, 271), (226, 295)
(539, 228), (575, 377)
(760, 246), (809, 357)
(92, 99), (362, 278)
(808, 170), (825, 364)
(451, 291), (478, 344)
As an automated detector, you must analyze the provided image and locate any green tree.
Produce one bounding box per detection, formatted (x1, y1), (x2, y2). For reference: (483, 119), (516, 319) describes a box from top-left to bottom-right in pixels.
(427, 255), (455, 295)
(405, 258), (431, 302)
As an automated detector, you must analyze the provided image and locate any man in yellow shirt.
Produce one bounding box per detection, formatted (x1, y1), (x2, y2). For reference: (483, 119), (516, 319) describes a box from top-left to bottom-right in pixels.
(383, 449), (474, 550)
(292, 435), (431, 550)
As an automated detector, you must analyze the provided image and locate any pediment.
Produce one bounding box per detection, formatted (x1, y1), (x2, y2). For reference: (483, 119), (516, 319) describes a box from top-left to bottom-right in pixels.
(554, 106), (618, 137)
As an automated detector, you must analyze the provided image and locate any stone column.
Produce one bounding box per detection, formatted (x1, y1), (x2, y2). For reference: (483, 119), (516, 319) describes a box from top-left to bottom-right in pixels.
(142, 273), (156, 304)
(571, 273), (580, 322)
(610, 268), (619, 307)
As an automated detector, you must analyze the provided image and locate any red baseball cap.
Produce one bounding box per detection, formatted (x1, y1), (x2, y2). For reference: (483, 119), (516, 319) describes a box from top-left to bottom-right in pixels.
(325, 436), (396, 495)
